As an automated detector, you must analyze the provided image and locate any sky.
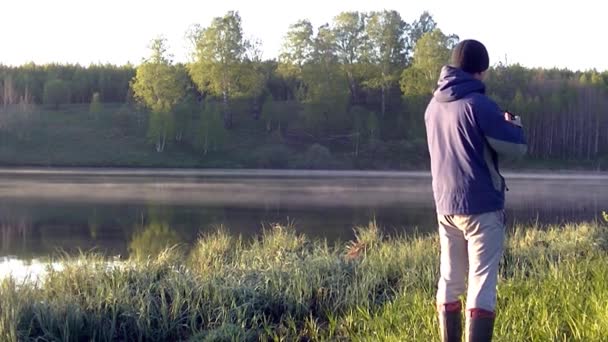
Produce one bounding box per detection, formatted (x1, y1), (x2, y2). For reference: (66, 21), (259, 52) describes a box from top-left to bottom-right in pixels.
(1, 0), (605, 71)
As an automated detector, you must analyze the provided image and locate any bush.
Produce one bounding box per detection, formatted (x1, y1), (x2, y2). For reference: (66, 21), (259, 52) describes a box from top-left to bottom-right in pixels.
(302, 143), (333, 169)
(43, 79), (71, 110)
(250, 144), (291, 168)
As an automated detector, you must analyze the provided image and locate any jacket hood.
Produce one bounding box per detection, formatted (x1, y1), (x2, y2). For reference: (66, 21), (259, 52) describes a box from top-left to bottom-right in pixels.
(433, 65), (486, 103)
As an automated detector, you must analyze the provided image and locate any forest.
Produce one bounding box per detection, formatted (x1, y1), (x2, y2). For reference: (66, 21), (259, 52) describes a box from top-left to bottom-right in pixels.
(1, 11), (607, 169)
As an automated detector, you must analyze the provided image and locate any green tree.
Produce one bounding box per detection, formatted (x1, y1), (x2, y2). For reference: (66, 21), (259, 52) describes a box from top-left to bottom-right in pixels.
(196, 101), (227, 155)
(511, 89), (526, 113)
(400, 29), (455, 97)
(409, 11), (437, 48)
(364, 10), (408, 116)
(351, 106), (374, 156)
(89, 92), (102, 117)
(590, 72), (603, 86)
(399, 29), (456, 138)
(241, 39), (267, 120)
(301, 24), (350, 134)
(188, 11), (264, 128)
(145, 110), (173, 152)
(43, 79), (70, 109)
(277, 20), (314, 100)
(366, 111), (380, 145)
(333, 11), (368, 104)
(261, 95), (298, 135)
(173, 95), (197, 142)
(278, 20), (314, 75)
(131, 37), (187, 152)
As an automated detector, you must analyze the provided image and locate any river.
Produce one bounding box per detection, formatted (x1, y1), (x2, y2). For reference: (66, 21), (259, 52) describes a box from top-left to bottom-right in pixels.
(0, 168), (606, 263)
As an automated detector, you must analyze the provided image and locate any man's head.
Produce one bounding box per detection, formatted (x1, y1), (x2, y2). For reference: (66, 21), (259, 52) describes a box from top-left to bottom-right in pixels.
(450, 40), (489, 80)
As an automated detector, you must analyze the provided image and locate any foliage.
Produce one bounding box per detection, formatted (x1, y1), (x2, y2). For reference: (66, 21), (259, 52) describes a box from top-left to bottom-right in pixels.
(89, 92), (102, 116)
(2, 223), (608, 340)
(278, 20), (314, 79)
(363, 10), (409, 115)
(400, 29), (456, 97)
(303, 143), (333, 169)
(131, 38), (186, 114)
(195, 101), (227, 155)
(42, 79), (71, 109)
(2, 9), (608, 164)
(188, 11), (265, 128)
(131, 38), (188, 152)
(250, 144), (291, 168)
(0, 64), (134, 105)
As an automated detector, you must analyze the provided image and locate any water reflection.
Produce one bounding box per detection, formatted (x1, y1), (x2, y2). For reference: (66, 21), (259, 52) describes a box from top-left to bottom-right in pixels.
(0, 170), (606, 261)
(0, 257), (63, 283)
(128, 206), (184, 260)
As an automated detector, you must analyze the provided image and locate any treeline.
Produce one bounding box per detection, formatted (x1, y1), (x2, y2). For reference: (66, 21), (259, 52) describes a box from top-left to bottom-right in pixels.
(2, 10), (608, 164)
(0, 64), (135, 105)
(486, 66), (608, 159)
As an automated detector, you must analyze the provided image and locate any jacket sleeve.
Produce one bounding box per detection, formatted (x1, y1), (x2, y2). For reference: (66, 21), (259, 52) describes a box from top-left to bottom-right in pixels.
(475, 98), (527, 159)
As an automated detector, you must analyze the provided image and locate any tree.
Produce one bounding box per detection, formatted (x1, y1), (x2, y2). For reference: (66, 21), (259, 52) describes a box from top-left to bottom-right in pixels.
(366, 110), (380, 146)
(89, 92), (102, 117)
(173, 94), (197, 142)
(131, 37), (187, 152)
(188, 11), (264, 128)
(400, 29), (455, 97)
(277, 20), (314, 101)
(409, 11), (437, 48)
(196, 101), (227, 155)
(2, 74), (18, 107)
(147, 110), (175, 153)
(261, 95), (298, 135)
(241, 38), (267, 120)
(351, 106), (376, 156)
(333, 12), (368, 104)
(364, 10), (408, 116)
(301, 24), (350, 134)
(399, 29), (456, 138)
(43, 79), (71, 109)
(277, 20), (314, 82)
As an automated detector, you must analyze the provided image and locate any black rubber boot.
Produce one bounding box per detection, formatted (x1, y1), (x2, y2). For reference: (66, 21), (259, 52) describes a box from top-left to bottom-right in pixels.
(438, 302), (462, 342)
(466, 310), (495, 342)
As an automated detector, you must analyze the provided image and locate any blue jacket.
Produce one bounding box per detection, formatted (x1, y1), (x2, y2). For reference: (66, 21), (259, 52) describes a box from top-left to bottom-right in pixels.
(425, 66), (527, 215)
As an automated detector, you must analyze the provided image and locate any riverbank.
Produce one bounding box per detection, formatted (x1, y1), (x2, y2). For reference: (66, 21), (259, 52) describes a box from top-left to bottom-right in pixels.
(2, 221), (607, 341)
(1, 104), (606, 171)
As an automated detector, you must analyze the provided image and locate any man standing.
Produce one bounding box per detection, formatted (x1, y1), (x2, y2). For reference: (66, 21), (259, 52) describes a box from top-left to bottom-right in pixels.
(424, 40), (527, 341)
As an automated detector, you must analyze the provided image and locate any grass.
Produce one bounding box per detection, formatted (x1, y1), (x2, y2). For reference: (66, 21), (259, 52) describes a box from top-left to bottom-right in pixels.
(1, 221), (608, 341)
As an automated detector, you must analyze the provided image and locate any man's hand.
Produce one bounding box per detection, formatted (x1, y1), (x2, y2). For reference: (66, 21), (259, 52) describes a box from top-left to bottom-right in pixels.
(504, 112), (522, 127)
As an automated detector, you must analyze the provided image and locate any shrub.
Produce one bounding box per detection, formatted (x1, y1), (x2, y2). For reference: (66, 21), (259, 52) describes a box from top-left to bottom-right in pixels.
(251, 144), (291, 168)
(303, 143), (332, 169)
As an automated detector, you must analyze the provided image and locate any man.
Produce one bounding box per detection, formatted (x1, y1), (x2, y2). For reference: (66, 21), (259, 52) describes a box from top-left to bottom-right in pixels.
(424, 40), (527, 342)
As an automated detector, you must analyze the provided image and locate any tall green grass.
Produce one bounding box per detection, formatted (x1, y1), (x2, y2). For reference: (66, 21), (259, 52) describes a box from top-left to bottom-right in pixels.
(2, 222), (607, 341)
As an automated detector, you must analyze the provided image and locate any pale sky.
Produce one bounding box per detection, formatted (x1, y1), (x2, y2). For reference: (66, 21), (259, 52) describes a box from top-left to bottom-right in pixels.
(1, 0), (605, 71)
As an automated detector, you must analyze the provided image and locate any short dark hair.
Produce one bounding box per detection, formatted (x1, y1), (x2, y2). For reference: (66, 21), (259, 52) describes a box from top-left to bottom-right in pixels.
(450, 40), (489, 74)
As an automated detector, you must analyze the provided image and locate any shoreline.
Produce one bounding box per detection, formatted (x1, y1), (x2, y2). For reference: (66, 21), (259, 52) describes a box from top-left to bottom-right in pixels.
(0, 166), (606, 179)
(2, 222), (607, 340)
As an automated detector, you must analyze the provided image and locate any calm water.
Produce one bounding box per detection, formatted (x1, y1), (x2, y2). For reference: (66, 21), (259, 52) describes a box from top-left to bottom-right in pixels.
(1, 169), (607, 261)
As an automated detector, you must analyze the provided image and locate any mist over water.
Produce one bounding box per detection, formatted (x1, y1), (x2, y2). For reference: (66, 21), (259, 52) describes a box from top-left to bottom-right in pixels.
(1, 169), (606, 265)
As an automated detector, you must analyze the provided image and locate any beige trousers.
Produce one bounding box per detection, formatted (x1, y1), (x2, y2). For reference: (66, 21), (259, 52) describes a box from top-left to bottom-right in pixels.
(436, 210), (505, 311)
